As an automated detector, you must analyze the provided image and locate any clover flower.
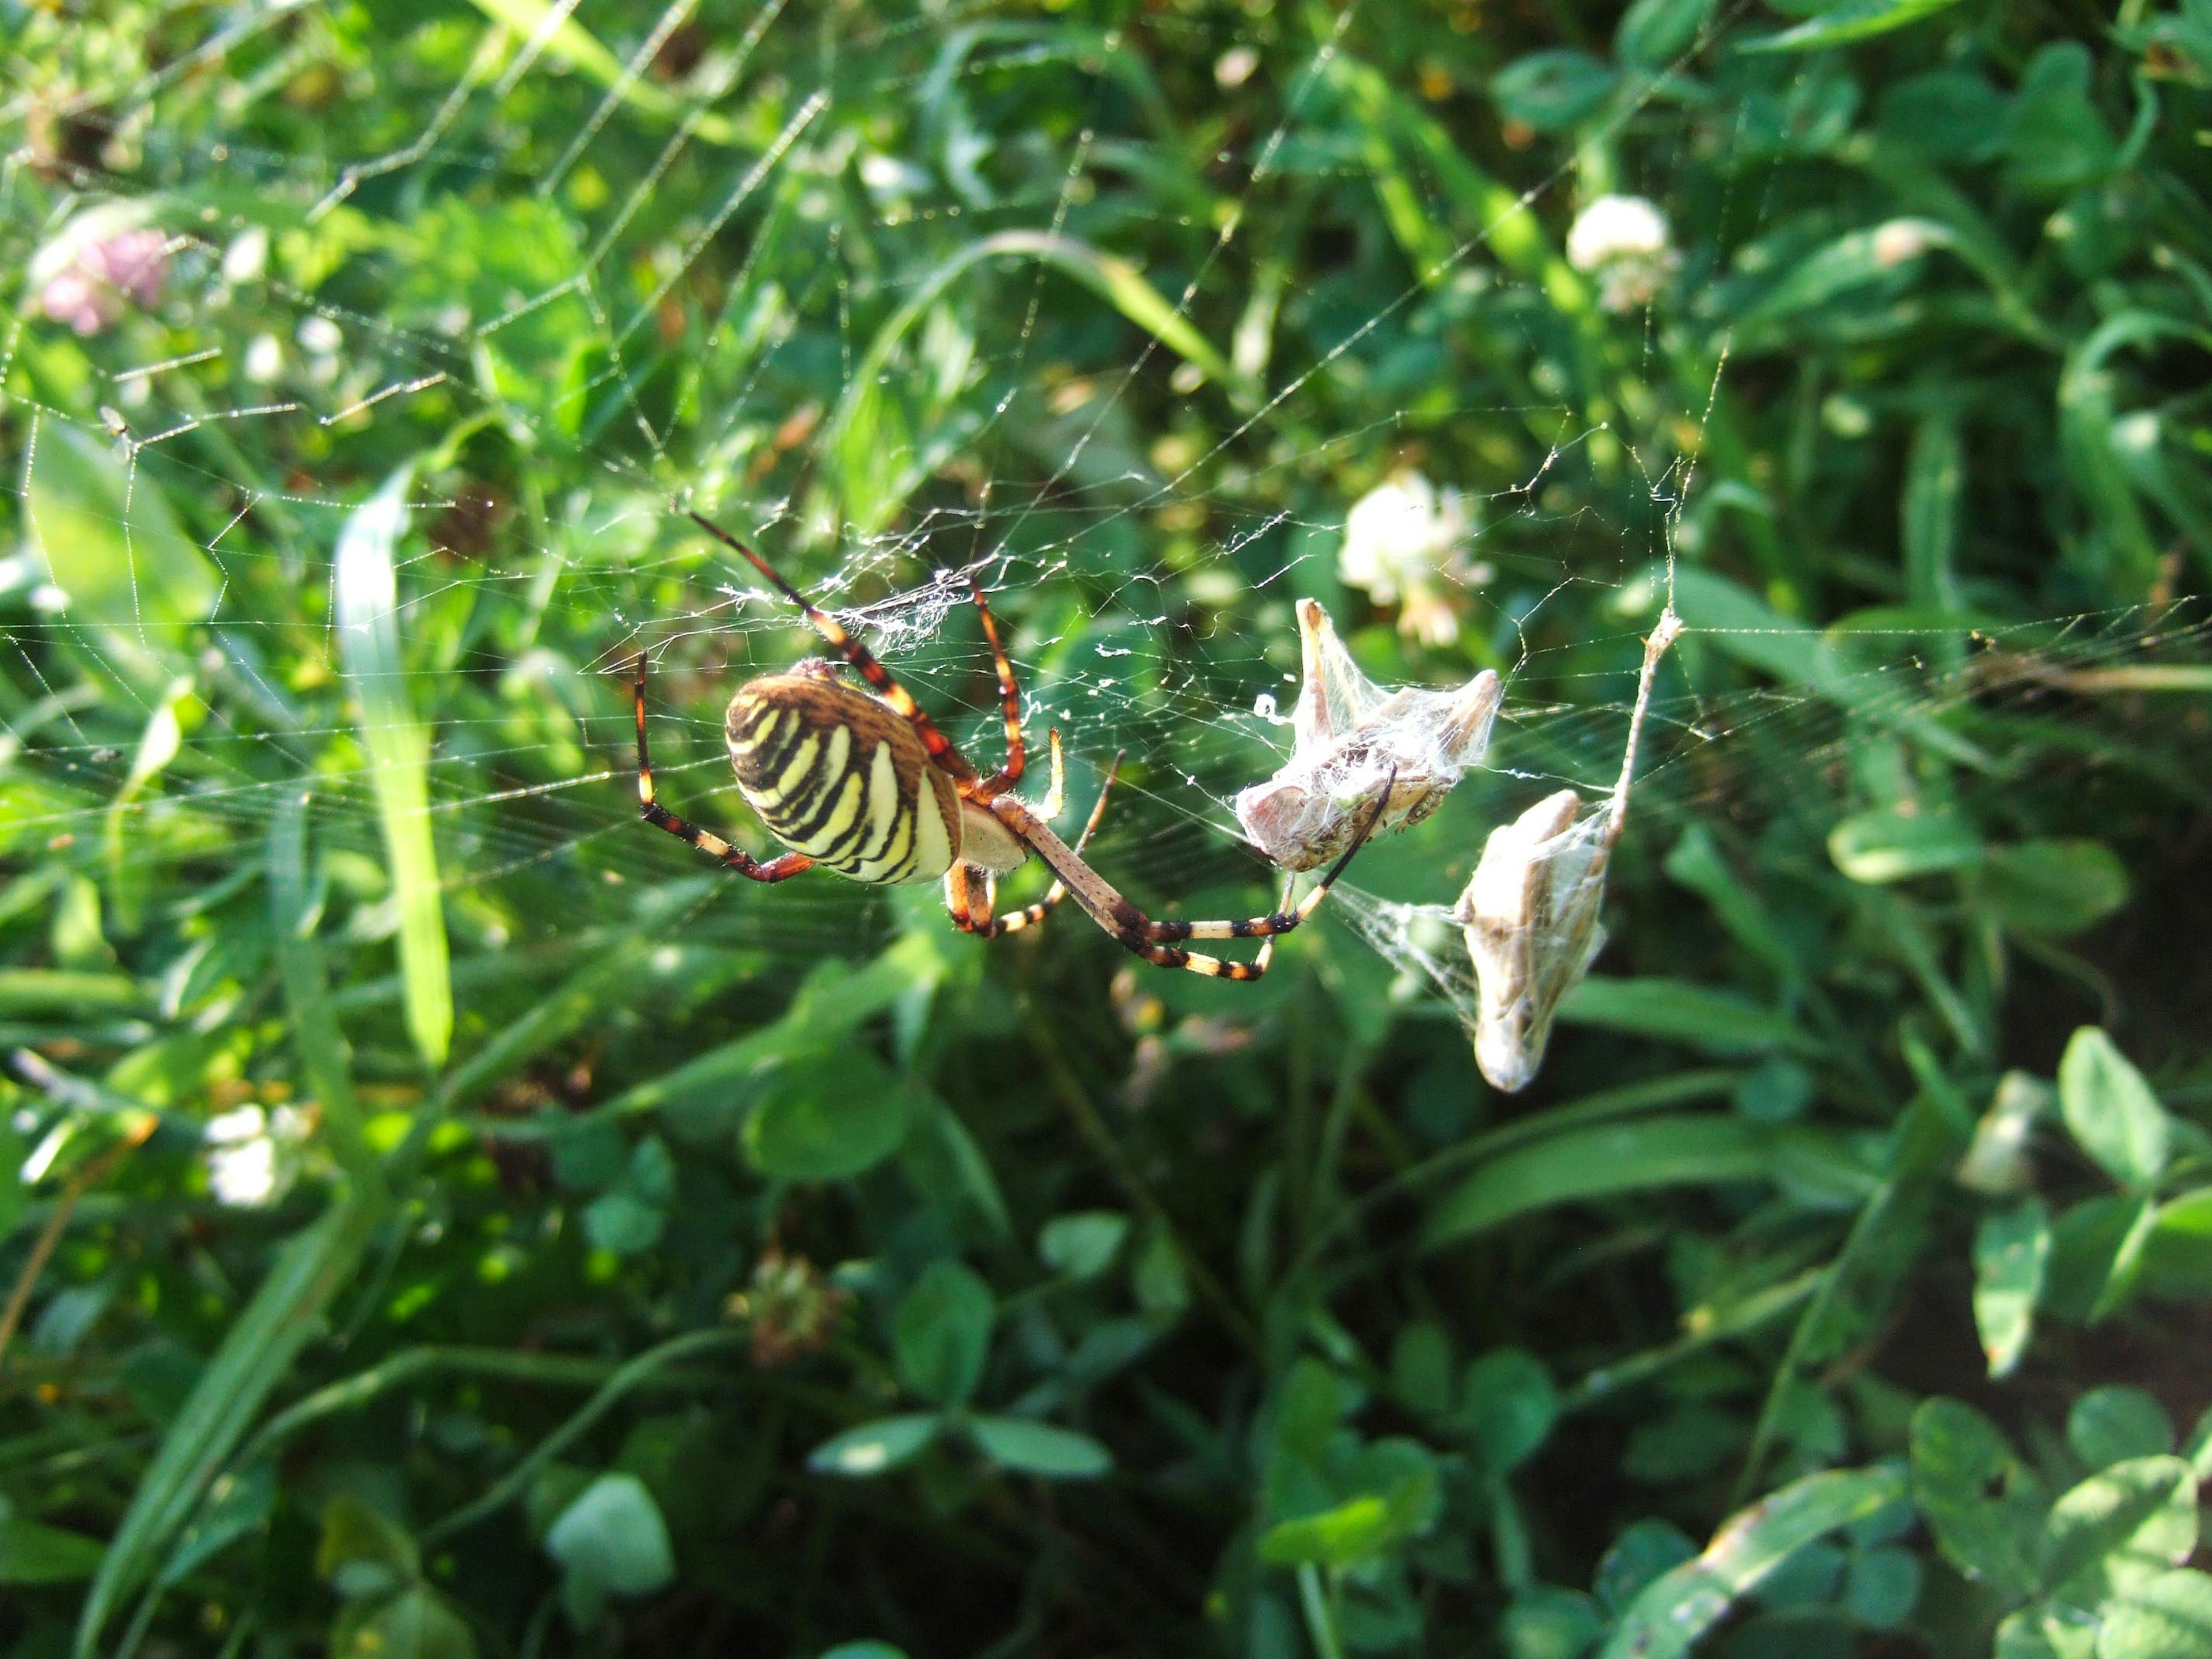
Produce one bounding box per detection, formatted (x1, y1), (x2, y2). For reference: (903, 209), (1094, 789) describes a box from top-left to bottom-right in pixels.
(1235, 598), (1501, 872)
(1338, 471), (1480, 646)
(203, 1103), (311, 1208)
(1565, 194), (1678, 313)
(31, 208), (169, 336)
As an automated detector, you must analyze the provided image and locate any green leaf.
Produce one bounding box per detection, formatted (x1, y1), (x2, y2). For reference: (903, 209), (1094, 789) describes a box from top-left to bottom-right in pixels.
(820, 1646), (910, 1659)
(1829, 806), (1983, 883)
(1259, 1439), (1440, 1569)
(1501, 1585), (1604, 1659)
(334, 464), (450, 1070)
(1556, 977), (1813, 1055)
(318, 1493), (419, 1593)
(1976, 841), (2131, 935)
(743, 1050), (918, 1181)
(1744, 0), (1971, 52)
(582, 1191), (665, 1256)
(332, 1586), (477, 1659)
(2098, 1569), (2212, 1659)
(893, 1260), (994, 1408)
(1974, 1198), (2051, 1378)
(544, 1474), (675, 1598)
(161, 1462), (274, 1586)
(1910, 1398), (2045, 1601)
(1595, 1519), (1698, 1615)
(22, 416), (219, 692)
(2004, 42), (2119, 197)
(2040, 1457), (2195, 1604)
(1389, 1322), (1454, 1421)
(1461, 1349), (1558, 1475)
(1615, 0), (1714, 67)
(2059, 1028), (2170, 1190)
(1492, 51), (1618, 132)
(1844, 1546), (1922, 1629)
(1902, 414), (1963, 612)
(2070, 1389), (2176, 1471)
(806, 1415), (941, 1478)
(1423, 1115), (1785, 1249)
(0, 1517), (111, 1584)
(1601, 1464), (1908, 1659)
(968, 1416), (1112, 1479)
(1257, 1495), (1397, 1568)
(1037, 1211), (1130, 1280)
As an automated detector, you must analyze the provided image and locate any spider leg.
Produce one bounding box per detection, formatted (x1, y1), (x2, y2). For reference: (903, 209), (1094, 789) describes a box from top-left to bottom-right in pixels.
(945, 862), (995, 935)
(633, 653), (815, 882)
(684, 509), (981, 786)
(990, 767), (1395, 979)
(979, 749), (1118, 939)
(966, 575), (1025, 798)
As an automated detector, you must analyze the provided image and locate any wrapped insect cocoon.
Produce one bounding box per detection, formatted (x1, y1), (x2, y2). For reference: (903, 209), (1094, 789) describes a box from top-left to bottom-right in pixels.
(1455, 607), (1681, 1093)
(1456, 791), (1616, 1093)
(1234, 598), (1501, 872)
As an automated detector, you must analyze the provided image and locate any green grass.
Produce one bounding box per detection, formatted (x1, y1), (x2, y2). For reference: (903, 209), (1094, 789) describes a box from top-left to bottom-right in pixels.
(3, 1), (2212, 1656)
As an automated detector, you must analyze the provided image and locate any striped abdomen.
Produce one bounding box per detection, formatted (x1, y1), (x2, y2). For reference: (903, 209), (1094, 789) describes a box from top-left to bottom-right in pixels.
(725, 675), (960, 884)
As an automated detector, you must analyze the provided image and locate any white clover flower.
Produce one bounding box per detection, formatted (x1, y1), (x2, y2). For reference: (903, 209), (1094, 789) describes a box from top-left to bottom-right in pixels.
(1566, 194), (1678, 313)
(243, 333), (284, 383)
(203, 1103), (310, 1207)
(1235, 599), (1501, 871)
(1338, 471), (1479, 646)
(29, 207), (169, 336)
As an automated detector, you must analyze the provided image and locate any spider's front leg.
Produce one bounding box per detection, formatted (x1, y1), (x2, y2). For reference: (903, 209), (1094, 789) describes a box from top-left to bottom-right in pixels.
(991, 768), (1397, 980)
(944, 748), (1119, 940)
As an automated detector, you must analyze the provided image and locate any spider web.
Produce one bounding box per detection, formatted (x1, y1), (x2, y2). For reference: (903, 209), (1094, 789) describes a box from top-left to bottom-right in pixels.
(2, 0), (2206, 1083)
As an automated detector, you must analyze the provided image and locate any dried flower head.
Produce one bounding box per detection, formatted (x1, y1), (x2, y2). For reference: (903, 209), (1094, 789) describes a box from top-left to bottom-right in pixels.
(731, 1249), (849, 1366)
(1565, 194), (1679, 314)
(1455, 608), (1680, 1092)
(1338, 471), (1480, 646)
(1236, 598), (1501, 872)
(30, 206), (169, 336)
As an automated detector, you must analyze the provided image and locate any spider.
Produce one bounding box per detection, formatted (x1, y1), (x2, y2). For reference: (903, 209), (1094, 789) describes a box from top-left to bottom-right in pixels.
(631, 512), (1395, 979)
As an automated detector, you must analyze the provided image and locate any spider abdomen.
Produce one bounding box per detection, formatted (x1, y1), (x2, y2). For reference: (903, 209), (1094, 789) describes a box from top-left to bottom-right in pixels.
(725, 675), (960, 884)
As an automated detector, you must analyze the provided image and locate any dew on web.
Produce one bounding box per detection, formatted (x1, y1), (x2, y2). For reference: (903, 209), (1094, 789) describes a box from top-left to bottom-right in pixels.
(2, 2), (2207, 1075)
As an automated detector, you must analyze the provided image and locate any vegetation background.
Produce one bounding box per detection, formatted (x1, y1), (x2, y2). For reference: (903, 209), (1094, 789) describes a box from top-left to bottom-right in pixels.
(4, 0), (2212, 1655)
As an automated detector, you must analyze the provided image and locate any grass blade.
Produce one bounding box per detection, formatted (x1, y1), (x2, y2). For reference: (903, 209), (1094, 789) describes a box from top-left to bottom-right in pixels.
(1421, 1115), (1810, 1251)
(334, 465), (452, 1071)
(73, 1196), (384, 1656)
(1601, 1464), (1908, 1658)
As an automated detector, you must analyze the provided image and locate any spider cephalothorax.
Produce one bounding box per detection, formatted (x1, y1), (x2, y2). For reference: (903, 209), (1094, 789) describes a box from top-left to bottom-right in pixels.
(632, 512), (1393, 979)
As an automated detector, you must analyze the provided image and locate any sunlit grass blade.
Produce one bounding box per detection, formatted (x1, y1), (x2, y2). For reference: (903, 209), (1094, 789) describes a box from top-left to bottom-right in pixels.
(1600, 1464), (1909, 1658)
(334, 466), (452, 1072)
(462, 0), (740, 144)
(1744, 0), (1968, 51)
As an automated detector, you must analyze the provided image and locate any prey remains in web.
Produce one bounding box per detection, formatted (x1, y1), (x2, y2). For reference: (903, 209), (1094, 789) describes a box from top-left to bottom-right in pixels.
(1457, 605), (1682, 1092)
(1234, 599), (1502, 871)
(632, 512), (1396, 980)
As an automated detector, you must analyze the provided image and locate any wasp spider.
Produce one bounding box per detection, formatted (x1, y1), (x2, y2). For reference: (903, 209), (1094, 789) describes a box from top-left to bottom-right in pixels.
(632, 512), (1393, 979)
